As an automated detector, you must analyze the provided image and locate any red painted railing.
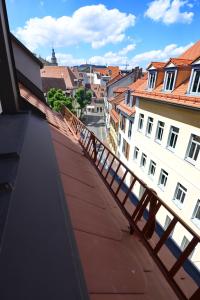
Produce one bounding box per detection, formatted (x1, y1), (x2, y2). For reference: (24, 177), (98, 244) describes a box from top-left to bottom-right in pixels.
(63, 107), (200, 300)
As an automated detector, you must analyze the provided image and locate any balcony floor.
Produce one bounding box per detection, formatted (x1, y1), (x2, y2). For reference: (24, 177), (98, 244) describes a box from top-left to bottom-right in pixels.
(51, 125), (178, 300)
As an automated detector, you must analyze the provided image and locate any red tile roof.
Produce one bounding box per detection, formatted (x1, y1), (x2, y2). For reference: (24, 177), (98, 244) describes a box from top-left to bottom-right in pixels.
(107, 74), (123, 86)
(41, 66), (78, 90)
(94, 66), (120, 79)
(113, 86), (128, 93)
(147, 62), (166, 69)
(179, 40), (200, 60)
(117, 102), (136, 116)
(133, 41), (200, 109)
(165, 58), (193, 67)
(110, 109), (119, 123)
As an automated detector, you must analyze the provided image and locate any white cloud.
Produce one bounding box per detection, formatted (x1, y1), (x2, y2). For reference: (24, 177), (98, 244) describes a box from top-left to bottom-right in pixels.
(145, 0), (194, 24)
(47, 53), (85, 66)
(15, 4), (136, 51)
(130, 42), (193, 67)
(118, 44), (136, 55)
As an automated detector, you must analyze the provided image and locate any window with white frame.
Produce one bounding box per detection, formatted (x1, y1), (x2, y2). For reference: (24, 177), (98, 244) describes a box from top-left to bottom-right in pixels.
(122, 139), (130, 160)
(164, 70), (176, 91)
(167, 126), (179, 150)
(128, 120), (133, 138)
(190, 69), (200, 94)
(191, 200), (200, 228)
(148, 71), (156, 89)
(186, 134), (200, 164)
(120, 114), (126, 132)
(155, 121), (165, 142)
(140, 153), (147, 168)
(180, 236), (194, 259)
(133, 147), (139, 160)
(138, 114), (144, 131)
(163, 215), (172, 230)
(148, 160), (156, 178)
(173, 183), (187, 208)
(146, 117), (154, 136)
(158, 169), (168, 189)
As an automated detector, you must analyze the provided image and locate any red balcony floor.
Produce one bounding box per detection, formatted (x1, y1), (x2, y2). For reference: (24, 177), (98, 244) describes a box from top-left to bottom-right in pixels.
(51, 125), (178, 300)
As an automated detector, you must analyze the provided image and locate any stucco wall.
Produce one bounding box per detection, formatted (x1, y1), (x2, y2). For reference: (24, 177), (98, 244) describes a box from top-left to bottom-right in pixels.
(12, 40), (42, 90)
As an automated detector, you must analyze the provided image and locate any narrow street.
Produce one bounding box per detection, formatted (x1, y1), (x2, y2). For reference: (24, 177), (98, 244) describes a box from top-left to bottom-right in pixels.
(83, 111), (107, 142)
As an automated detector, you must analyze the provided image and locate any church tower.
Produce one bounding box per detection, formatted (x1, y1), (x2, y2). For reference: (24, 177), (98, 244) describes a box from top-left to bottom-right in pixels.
(51, 48), (58, 66)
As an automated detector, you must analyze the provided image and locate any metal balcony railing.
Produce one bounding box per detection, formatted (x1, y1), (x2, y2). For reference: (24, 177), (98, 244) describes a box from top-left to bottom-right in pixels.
(62, 106), (200, 300)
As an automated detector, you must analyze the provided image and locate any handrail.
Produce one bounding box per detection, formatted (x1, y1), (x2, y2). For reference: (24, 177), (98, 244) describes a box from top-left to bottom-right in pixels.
(62, 106), (200, 300)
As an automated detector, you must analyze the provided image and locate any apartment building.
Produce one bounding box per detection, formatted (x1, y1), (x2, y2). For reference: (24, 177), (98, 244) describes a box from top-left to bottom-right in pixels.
(117, 41), (200, 269)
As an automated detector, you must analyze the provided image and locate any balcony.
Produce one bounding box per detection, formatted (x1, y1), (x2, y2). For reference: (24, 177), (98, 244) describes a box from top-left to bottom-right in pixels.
(61, 106), (200, 300)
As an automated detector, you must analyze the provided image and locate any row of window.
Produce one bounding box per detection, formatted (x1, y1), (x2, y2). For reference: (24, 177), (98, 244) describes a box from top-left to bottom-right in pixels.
(138, 113), (200, 165)
(133, 147), (200, 228)
(148, 67), (200, 94)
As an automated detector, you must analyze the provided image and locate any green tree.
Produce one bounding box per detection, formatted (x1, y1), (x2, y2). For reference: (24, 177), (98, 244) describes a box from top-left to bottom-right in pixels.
(75, 87), (92, 116)
(47, 88), (73, 112)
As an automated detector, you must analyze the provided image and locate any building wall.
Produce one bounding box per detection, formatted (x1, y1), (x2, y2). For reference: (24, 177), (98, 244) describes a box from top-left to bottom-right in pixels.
(12, 40), (42, 90)
(117, 98), (200, 268)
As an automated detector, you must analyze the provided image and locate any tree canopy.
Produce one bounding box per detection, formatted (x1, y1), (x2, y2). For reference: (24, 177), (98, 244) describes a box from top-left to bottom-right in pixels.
(47, 88), (73, 112)
(75, 87), (92, 114)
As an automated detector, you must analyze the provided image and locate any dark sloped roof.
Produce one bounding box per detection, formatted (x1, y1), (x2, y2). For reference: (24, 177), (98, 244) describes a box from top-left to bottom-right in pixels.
(42, 77), (66, 93)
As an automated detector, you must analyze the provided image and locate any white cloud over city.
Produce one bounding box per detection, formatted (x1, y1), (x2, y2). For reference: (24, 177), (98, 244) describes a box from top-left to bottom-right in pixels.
(145, 0), (194, 24)
(48, 42), (193, 68)
(15, 4), (136, 51)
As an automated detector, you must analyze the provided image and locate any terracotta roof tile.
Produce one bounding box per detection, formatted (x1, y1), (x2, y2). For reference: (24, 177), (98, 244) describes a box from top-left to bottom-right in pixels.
(179, 40), (200, 60)
(41, 66), (78, 90)
(113, 87), (128, 93)
(117, 101), (136, 116)
(109, 92), (125, 104)
(147, 62), (166, 69)
(110, 109), (119, 123)
(165, 58), (193, 67)
(107, 74), (123, 86)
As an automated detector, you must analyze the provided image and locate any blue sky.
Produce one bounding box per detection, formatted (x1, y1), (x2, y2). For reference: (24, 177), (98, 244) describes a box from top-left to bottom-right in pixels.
(6, 0), (200, 68)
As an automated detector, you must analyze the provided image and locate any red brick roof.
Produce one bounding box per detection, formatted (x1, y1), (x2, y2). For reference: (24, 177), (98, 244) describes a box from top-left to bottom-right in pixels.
(113, 86), (128, 93)
(107, 73), (123, 86)
(94, 66), (120, 79)
(117, 102), (136, 116)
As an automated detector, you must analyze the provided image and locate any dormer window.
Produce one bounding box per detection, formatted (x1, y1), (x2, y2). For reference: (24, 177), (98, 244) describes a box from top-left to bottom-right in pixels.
(164, 70), (176, 91)
(189, 69), (200, 94)
(148, 71), (156, 89)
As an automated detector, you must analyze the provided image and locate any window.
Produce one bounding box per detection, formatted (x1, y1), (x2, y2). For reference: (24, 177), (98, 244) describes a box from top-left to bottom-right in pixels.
(148, 160), (156, 178)
(128, 120), (133, 138)
(158, 169), (168, 189)
(148, 71), (156, 89)
(186, 134), (200, 164)
(118, 133), (121, 146)
(140, 153), (147, 168)
(180, 236), (194, 259)
(146, 117), (154, 136)
(155, 121), (165, 142)
(122, 139), (130, 160)
(164, 215), (172, 230)
(190, 69), (200, 94)
(138, 114), (144, 131)
(125, 90), (131, 105)
(173, 183), (187, 208)
(167, 126), (179, 150)
(192, 200), (200, 228)
(133, 147), (139, 160)
(164, 70), (176, 91)
(120, 114), (126, 132)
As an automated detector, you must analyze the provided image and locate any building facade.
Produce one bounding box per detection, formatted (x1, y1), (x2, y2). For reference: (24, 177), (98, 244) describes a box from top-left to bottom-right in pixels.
(116, 42), (200, 269)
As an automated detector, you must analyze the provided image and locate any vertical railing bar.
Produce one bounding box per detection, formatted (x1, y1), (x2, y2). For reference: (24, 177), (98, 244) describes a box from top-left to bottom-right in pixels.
(169, 236), (199, 278)
(105, 156), (115, 180)
(97, 147), (106, 168)
(131, 188), (148, 219)
(134, 194), (152, 225)
(100, 151), (109, 173)
(122, 177), (137, 205)
(154, 217), (178, 254)
(110, 162), (120, 188)
(115, 169), (128, 196)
